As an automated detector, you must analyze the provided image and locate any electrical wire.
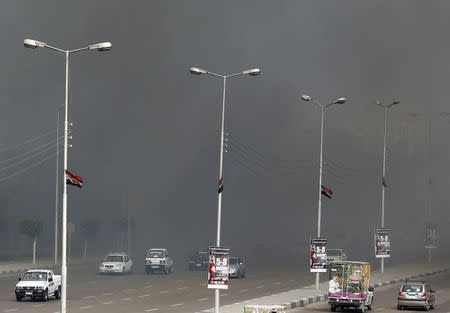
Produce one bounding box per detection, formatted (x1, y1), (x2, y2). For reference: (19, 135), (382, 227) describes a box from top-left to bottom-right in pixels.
(0, 128), (62, 152)
(0, 150), (62, 183)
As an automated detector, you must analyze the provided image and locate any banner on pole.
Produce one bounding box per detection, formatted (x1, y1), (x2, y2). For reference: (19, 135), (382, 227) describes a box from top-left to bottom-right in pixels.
(425, 223), (438, 249)
(207, 246), (229, 289)
(374, 228), (390, 258)
(310, 237), (327, 272)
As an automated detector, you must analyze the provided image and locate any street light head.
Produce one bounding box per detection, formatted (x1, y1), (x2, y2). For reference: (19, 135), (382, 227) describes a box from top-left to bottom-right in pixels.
(300, 94), (311, 102)
(190, 67), (207, 75)
(392, 100), (400, 105)
(89, 42), (112, 51)
(334, 97), (347, 104)
(242, 68), (261, 76)
(24, 38), (45, 49)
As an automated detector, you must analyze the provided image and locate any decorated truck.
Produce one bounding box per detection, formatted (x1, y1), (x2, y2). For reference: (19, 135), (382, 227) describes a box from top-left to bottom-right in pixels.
(328, 261), (374, 312)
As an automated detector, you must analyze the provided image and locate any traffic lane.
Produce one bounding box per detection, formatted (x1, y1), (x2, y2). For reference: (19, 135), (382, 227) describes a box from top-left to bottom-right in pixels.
(290, 271), (450, 313)
(0, 264), (317, 312)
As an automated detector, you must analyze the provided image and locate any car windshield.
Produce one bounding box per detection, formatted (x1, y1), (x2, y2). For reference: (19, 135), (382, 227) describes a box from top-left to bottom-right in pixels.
(192, 252), (208, 260)
(22, 272), (47, 281)
(104, 256), (124, 263)
(328, 250), (342, 256)
(402, 284), (424, 292)
(147, 250), (164, 258)
(229, 258), (238, 265)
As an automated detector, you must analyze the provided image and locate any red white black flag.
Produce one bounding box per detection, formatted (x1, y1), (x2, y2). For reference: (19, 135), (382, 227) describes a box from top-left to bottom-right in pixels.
(218, 177), (224, 194)
(65, 170), (83, 188)
(321, 185), (332, 199)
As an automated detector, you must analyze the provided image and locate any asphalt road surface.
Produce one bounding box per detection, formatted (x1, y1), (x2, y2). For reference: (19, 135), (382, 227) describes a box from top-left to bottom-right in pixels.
(0, 261), (315, 313)
(290, 271), (450, 313)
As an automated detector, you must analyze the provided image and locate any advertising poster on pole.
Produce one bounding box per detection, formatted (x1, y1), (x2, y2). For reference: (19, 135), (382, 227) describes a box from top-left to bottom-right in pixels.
(374, 228), (390, 258)
(310, 237), (327, 272)
(207, 247), (229, 289)
(425, 223), (438, 248)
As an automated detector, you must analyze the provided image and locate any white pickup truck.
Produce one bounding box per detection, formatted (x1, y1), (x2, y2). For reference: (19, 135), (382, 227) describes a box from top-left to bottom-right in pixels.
(15, 269), (61, 301)
(145, 248), (174, 274)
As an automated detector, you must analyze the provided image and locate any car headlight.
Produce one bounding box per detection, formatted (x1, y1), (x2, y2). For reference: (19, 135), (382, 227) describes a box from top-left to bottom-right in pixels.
(160, 260), (165, 264)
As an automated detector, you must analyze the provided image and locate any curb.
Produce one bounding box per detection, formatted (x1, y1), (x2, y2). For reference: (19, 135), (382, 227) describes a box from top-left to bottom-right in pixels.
(0, 265), (55, 276)
(282, 267), (449, 310)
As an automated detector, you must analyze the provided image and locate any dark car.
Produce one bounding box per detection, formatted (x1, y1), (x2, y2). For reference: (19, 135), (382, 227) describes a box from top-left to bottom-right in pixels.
(189, 250), (209, 271)
(397, 281), (435, 310)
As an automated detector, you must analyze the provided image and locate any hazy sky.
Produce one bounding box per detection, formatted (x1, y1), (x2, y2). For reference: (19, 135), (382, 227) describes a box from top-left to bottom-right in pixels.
(1, 1), (449, 262)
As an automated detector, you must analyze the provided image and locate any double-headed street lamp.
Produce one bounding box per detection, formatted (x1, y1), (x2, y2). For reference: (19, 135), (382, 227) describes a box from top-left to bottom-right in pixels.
(190, 66), (260, 313)
(376, 100), (400, 273)
(24, 38), (111, 313)
(301, 94), (347, 290)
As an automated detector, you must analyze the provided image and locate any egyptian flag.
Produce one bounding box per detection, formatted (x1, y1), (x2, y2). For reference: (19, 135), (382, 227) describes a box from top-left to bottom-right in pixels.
(66, 170), (83, 188)
(218, 177), (224, 194)
(321, 185), (332, 199)
(382, 176), (387, 188)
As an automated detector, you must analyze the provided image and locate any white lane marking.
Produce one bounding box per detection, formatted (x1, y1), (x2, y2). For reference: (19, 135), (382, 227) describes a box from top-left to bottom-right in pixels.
(159, 290), (169, 294)
(122, 288), (136, 292)
(102, 292), (113, 296)
(144, 285), (153, 289)
(239, 289), (248, 292)
(273, 282), (281, 285)
(139, 294), (151, 298)
(4, 309), (19, 312)
(198, 298), (208, 302)
(170, 303), (184, 307)
(121, 298), (132, 301)
(375, 309), (383, 312)
(83, 295), (96, 299)
(220, 293), (229, 297)
(145, 309), (159, 312)
(80, 305), (94, 310)
(32, 304), (46, 307)
(103, 302), (114, 304)
(256, 285), (265, 289)
(176, 286), (188, 290)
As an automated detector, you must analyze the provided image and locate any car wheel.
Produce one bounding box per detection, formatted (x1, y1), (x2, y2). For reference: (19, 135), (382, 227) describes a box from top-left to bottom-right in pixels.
(16, 296), (22, 302)
(42, 290), (48, 302)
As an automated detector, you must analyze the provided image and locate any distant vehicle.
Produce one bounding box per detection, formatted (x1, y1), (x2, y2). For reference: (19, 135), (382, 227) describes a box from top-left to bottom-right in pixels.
(189, 250), (209, 271)
(327, 249), (347, 263)
(145, 248), (173, 274)
(15, 269), (61, 302)
(397, 281), (435, 310)
(99, 252), (133, 274)
(228, 257), (246, 278)
(328, 261), (374, 312)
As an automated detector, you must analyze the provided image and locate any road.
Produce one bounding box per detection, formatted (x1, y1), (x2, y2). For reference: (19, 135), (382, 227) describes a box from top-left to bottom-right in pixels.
(290, 271), (450, 313)
(0, 261), (315, 313)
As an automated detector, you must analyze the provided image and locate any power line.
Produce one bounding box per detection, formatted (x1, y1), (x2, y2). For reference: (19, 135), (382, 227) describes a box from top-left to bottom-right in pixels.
(0, 128), (61, 152)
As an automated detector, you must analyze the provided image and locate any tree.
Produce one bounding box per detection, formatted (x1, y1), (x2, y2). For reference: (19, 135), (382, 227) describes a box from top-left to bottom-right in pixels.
(79, 219), (99, 259)
(19, 219), (43, 264)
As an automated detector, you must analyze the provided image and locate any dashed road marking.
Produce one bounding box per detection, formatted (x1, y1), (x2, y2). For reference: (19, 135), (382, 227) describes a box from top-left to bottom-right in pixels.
(145, 309), (159, 312)
(4, 309), (19, 312)
(139, 294), (151, 298)
(121, 298), (132, 301)
(31, 304), (46, 307)
(198, 298), (208, 302)
(159, 290), (169, 294)
(83, 295), (96, 299)
(170, 303), (184, 307)
(80, 305), (94, 310)
(256, 285), (265, 289)
(220, 293), (229, 297)
(239, 289), (248, 292)
(176, 287), (188, 291)
(103, 302), (114, 305)
(144, 285), (153, 289)
(102, 292), (113, 296)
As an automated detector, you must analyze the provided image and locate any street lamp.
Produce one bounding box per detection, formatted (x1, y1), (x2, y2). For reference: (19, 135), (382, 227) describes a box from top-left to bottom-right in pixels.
(376, 100), (400, 273)
(24, 38), (111, 313)
(301, 94), (346, 290)
(190, 66), (260, 313)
